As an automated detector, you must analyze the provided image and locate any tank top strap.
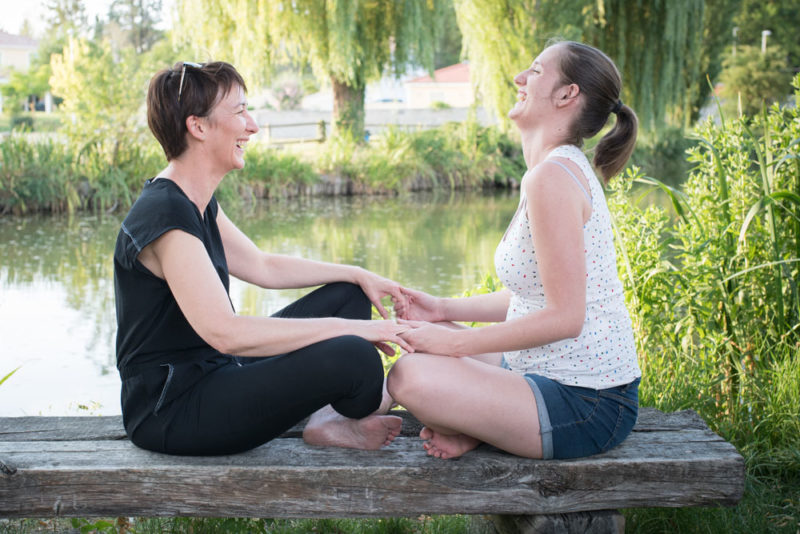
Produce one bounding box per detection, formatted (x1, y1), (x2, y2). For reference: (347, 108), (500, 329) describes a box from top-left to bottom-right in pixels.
(541, 159), (592, 203)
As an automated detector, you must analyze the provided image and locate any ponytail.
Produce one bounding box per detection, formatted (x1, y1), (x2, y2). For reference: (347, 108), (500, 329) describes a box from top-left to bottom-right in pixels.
(554, 41), (639, 183)
(593, 104), (638, 183)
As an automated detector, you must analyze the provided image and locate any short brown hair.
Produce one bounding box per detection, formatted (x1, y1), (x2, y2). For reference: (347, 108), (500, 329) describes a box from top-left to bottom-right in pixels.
(147, 61), (247, 161)
(552, 42), (638, 182)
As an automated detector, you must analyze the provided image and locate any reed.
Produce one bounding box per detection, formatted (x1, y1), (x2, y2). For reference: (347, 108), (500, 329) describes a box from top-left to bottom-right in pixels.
(315, 119), (525, 192)
(0, 134), (80, 214)
(606, 76), (800, 532)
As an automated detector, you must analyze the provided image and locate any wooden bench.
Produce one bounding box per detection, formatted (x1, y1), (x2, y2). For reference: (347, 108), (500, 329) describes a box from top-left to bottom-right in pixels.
(0, 408), (744, 533)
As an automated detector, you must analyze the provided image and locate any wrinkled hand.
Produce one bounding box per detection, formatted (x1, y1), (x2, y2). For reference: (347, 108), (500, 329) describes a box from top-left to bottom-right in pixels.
(356, 269), (407, 319)
(353, 319), (415, 355)
(394, 287), (444, 322)
(397, 319), (458, 356)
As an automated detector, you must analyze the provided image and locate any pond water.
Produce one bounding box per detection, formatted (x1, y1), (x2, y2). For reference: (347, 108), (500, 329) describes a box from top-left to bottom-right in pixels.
(0, 190), (518, 416)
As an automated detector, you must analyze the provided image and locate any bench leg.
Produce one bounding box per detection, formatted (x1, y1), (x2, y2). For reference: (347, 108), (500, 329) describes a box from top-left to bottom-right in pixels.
(491, 510), (625, 534)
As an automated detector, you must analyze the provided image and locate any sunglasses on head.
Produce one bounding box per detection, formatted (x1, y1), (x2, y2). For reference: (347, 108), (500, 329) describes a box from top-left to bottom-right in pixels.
(177, 62), (203, 103)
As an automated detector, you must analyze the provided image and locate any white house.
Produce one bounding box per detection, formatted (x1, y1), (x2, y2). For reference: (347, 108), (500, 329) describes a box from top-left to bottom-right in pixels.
(0, 30), (39, 112)
(404, 62), (473, 109)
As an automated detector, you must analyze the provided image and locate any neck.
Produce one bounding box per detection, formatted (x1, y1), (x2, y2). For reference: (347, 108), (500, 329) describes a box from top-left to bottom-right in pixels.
(159, 151), (224, 214)
(519, 128), (565, 170)
(516, 109), (577, 170)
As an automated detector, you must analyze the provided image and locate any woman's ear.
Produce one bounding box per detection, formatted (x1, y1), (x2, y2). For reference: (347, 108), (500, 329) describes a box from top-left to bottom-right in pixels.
(556, 83), (580, 108)
(185, 115), (206, 140)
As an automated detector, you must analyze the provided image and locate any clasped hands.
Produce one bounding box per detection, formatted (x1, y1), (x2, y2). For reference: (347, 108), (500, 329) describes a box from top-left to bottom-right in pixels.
(361, 273), (455, 357)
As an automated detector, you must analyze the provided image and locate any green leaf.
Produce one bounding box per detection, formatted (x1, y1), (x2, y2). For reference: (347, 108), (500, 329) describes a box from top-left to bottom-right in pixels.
(0, 367), (20, 387)
(739, 191), (800, 244)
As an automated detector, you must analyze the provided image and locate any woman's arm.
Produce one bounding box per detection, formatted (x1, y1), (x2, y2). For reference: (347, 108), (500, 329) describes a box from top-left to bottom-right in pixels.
(142, 228), (412, 357)
(395, 286), (511, 323)
(400, 163), (588, 356)
(217, 207), (403, 318)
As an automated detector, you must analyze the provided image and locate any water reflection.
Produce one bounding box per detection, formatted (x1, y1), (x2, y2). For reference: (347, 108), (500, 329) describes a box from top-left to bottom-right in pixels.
(0, 190), (517, 416)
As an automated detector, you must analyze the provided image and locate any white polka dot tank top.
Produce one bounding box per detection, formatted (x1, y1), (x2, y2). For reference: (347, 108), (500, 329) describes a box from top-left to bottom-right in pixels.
(494, 145), (641, 389)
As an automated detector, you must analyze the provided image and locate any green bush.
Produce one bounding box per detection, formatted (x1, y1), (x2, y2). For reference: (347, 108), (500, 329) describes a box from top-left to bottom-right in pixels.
(217, 144), (319, 204)
(10, 115), (34, 132)
(719, 44), (794, 118)
(608, 75), (800, 476)
(316, 119), (525, 192)
(0, 119), (525, 213)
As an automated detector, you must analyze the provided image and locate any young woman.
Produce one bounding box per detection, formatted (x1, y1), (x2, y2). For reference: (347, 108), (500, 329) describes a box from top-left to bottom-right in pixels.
(388, 41), (641, 460)
(114, 61), (411, 455)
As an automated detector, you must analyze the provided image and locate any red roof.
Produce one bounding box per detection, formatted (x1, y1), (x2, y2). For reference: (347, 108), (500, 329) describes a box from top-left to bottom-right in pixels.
(408, 63), (470, 84)
(0, 30), (38, 48)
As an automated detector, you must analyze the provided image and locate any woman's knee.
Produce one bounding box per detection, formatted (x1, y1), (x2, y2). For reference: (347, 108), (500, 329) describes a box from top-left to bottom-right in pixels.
(324, 335), (383, 378)
(387, 354), (434, 404)
(325, 335), (384, 417)
(326, 282), (371, 319)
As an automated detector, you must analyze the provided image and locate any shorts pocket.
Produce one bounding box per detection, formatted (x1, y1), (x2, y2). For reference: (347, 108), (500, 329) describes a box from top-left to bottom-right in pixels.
(560, 388), (599, 425)
(599, 403), (637, 453)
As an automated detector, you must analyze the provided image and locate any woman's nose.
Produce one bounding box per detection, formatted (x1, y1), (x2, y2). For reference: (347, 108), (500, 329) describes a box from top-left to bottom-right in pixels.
(246, 111), (259, 133)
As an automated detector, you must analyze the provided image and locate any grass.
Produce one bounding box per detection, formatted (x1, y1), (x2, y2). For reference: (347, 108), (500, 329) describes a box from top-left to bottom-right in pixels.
(0, 514), (496, 533)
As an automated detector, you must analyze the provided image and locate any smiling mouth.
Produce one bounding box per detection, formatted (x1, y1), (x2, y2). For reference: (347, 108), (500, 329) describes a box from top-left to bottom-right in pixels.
(517, 91), (527, 102)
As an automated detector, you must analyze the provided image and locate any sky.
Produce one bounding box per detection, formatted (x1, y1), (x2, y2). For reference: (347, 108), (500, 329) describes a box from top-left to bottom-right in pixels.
(1, 0), (173, 37)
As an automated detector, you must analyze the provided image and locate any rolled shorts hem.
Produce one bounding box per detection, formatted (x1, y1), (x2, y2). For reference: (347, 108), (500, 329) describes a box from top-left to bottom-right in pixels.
(524, 375), (554, 459)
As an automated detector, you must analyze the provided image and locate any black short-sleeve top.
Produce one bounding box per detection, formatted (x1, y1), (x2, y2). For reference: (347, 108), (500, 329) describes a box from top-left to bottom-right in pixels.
(113, 178), (231, 374)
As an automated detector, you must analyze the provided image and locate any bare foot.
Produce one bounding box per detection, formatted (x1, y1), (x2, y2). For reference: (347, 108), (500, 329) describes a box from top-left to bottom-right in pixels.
(419, 426), (481, 459)
(303, 405), (402, 450)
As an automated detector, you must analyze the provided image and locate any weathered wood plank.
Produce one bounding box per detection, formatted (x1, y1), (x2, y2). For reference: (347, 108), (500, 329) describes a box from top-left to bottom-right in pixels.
(0, 437), (744, 518)
(0, 427), (738, 468)
(0, 408), (744, 520)
(0, 416), (128, 442)
(0, 407), (708, 441)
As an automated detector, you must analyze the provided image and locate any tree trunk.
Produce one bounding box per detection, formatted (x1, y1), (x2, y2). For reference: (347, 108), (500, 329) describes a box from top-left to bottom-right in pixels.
(331, 76), (365, 142)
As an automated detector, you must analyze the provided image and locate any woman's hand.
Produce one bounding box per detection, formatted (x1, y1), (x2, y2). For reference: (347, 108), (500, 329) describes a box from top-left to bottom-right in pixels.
(394, 287), (445, 322)
(351, 319), (415, 355)
(397, 320), (463, 357)
(354, 268), (407, 319)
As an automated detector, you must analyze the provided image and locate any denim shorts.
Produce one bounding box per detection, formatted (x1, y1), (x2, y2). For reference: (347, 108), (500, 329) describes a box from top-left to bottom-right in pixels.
(502, 360), (640, 459)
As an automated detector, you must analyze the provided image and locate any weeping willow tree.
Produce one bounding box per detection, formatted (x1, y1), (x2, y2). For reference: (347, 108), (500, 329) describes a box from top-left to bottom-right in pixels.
(456, 0), (709, 130)
(173, 0), (444, 140)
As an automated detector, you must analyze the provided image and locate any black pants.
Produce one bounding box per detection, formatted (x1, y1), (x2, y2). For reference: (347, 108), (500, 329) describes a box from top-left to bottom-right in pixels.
(127, 283), (384, 455)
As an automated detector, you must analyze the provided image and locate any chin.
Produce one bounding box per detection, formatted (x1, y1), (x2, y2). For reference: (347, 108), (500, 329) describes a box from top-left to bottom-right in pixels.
(508, 102), (526, 122)
(508, 111), (525, 127)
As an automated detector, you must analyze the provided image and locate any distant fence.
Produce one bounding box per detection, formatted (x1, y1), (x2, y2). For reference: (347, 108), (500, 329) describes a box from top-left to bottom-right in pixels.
(260, 120), (458, 145)
(261, 121), (328, 145)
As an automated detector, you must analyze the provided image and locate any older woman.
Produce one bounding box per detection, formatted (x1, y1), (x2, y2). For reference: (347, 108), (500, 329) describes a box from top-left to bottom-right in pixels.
(114, 61), (410, 455)
(389, 41), (641, 460)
